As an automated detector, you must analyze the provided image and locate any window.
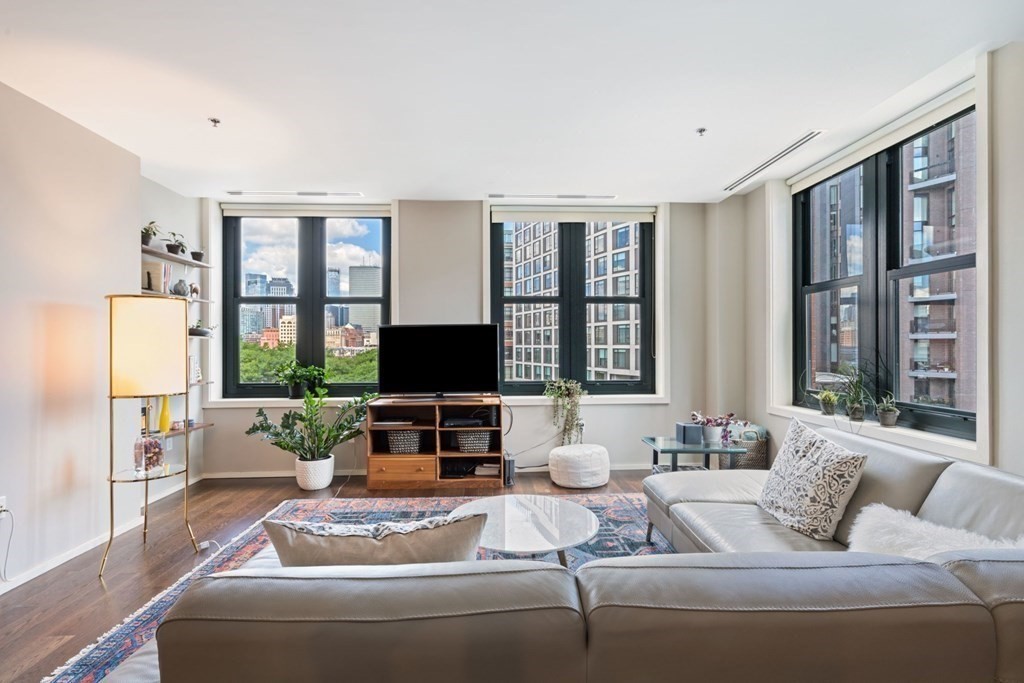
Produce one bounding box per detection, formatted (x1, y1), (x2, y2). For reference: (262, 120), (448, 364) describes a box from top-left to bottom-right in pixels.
(223, 214), (391, 397)
(794, 109), (976, 438)
(491, 218), (653, 394)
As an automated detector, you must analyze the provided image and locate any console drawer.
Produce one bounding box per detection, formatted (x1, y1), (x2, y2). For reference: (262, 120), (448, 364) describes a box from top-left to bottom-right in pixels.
(368, 456), (435, 482)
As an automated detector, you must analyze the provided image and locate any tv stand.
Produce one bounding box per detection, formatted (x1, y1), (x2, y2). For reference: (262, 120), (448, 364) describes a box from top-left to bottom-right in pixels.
(366, 395), (505, 490)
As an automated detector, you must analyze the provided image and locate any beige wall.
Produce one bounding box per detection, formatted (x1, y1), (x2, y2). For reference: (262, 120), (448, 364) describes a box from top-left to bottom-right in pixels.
(140, 178), (206, 485)
(202, 202), (712, 474)
(990, 43), (1024, 475)
(704, 196), (748, 415)
(0, 82), (143, 590)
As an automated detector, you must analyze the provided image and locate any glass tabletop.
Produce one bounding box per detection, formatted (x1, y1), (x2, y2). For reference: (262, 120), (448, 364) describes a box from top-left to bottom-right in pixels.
(641, 436), (747, 454)
(452, 494), (600, 554)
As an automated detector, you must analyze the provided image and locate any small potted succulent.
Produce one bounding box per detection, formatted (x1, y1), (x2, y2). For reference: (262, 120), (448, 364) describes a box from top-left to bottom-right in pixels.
(691, 411), (741, 445)
(838, 367), (870, 422)
(877, 391), (900, 427)
(188, 320), (216, 337)
(818, 389), (839, 415)
(141, 220), (160, 246)
(247, 388), (375, 490)
(190, 247), (205, 263)
(163, 231), (188, 255)
(275, 360), (326, 400)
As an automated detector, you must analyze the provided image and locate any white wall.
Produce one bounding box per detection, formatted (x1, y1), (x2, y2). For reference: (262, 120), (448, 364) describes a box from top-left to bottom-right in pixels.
(140, 177), (206, 488)
(202, 201), (712, 474)
(0, 81), (143, 589)
(704, 196), (748, 415)
(989, 43), (1024, 476)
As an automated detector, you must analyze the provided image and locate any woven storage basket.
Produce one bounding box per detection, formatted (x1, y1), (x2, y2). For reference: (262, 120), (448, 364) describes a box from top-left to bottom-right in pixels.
(456, 431), (492, 453)
(387, 430), (422, 454)
(718, 429), (768, 470)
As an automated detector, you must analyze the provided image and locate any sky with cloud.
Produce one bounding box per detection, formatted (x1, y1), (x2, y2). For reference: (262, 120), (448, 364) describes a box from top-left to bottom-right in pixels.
(241, 218), (382, 294)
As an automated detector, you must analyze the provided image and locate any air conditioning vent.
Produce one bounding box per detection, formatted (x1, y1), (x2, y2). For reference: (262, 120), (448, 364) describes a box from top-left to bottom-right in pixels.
(226, 190), (364, 197)
(488, 193), (617, 200)
(723, 131), (825, 192)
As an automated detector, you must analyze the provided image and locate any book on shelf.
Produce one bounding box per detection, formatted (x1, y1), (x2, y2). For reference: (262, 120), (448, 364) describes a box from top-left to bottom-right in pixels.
(474, 463), (500, 476)
(141, 261), (172, 294)
(374, 418), (416, 426)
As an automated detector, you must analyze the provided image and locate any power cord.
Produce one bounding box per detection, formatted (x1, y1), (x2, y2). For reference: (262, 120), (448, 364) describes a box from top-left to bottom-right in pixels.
(332, 436), (362, 499)
(0, 509), (15, 582)
(499, 400), (560, 470)
(198, 539), (223, 553)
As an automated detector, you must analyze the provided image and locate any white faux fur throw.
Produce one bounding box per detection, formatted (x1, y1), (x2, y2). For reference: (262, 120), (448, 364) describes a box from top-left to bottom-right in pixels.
(847, 503), (1024, 561)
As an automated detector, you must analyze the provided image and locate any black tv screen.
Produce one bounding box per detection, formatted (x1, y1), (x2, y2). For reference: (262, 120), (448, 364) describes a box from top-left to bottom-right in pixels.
(378, 324), (500, 396)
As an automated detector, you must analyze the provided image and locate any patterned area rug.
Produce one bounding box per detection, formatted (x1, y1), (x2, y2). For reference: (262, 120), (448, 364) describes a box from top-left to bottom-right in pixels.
(46, 492), (670, 682)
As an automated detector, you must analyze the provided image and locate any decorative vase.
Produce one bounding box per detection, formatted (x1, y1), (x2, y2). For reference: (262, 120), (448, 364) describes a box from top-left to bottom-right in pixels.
(295, 454), (334, 490)
(847, 404), (865, 422)
(158, 395), (172, 433)
(879, 410), (900, 427)
(702, 425), (724, 445)
(170, 279), (190, 296)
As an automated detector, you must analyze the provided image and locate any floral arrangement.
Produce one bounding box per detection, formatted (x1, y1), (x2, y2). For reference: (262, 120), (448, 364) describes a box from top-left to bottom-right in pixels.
(690, 411), (739, 428)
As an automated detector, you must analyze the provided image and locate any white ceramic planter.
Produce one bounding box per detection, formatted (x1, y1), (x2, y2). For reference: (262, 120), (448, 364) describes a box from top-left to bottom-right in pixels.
(702, 426), (724, 445)
(295, 454), (335, 491)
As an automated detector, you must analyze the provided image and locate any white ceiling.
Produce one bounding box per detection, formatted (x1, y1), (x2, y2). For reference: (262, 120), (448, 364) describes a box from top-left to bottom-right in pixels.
(1, 0), (1022, 203)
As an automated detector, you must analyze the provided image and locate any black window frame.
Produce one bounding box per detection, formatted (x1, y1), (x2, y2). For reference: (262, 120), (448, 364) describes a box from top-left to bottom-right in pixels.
(793, 108), (976, 439)
(490, 220), (654, 395)
(222, 215), (391, 398)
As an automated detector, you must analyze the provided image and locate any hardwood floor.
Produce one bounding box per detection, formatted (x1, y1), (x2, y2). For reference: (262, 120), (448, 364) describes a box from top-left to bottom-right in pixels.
(0, 472), (646, 682)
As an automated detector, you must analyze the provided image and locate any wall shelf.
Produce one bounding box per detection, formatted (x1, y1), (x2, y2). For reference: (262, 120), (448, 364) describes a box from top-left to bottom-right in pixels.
(164, 422), (215, 438)
(142, 244), (213, 269)
(140, 289), (213, 304)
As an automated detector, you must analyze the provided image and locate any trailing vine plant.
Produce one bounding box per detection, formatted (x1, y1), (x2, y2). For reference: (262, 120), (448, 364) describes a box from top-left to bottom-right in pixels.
(544, 378), (587, 446)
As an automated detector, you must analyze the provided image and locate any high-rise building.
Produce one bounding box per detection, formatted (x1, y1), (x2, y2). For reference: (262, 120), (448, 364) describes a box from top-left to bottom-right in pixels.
(349, 266), (381, 334)
(327, 267), (342, 297)
(245, 272), (268, 296)
(240, 305), (265, 336)
(263, 277), (295, 328)
(279, 315), (297, 346)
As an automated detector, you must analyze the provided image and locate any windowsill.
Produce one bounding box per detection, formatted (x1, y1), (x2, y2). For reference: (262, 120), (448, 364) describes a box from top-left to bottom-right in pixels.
(204, 393), (671, 410)
(768, 404), (985, 465)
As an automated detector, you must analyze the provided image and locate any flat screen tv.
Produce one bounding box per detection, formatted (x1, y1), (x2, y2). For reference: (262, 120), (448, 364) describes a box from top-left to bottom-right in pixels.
(377, 324), (500, 396)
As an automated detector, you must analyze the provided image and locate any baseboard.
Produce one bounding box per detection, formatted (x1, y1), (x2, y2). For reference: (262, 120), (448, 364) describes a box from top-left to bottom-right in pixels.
(202, 469), (367, 479)
(0, 515), (144, 597)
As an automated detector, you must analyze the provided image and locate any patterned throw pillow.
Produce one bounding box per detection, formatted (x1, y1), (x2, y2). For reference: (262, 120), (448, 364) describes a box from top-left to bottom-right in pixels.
(758, 419), (867, 541)
(264, 513), (487, 567)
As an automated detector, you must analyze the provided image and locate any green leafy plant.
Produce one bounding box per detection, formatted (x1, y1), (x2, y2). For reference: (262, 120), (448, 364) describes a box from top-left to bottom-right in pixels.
(877, 391), (899, 413)
(141, 221), (160, 237)
(837, 365), (871, 407)
(163, 231), (188, 250)
(544, 378), (586, 446)
(274, 360), (325, 388)
(246, 388), (375, 461)
(817, 389), (839, 406)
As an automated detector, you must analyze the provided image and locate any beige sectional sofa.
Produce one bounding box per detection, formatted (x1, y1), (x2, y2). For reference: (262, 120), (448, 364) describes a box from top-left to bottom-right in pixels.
(137, 426), (1024, 682)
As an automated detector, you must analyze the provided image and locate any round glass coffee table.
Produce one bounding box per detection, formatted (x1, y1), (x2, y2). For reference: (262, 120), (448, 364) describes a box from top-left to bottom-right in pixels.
(452, 494), (600, 567)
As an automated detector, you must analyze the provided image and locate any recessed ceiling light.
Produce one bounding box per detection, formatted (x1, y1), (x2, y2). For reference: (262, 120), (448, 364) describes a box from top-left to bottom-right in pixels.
(226, 191), (365, 197)
(488, 193), (617, 200)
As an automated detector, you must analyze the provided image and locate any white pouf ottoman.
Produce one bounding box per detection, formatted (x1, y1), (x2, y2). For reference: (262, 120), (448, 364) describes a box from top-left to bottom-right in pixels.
(548, 444), (610, 489)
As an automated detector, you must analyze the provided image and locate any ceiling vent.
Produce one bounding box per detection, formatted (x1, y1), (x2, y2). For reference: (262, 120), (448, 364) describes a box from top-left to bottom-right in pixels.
(723, 130), (825, 193)
(488, 193), (617, 200)
(226, 191), (364, 197)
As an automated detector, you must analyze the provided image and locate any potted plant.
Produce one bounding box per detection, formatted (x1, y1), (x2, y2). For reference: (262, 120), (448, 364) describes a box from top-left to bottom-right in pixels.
(691, 411), (739, 445)
(188, 320), (216, 337)
(246, 388), (375, 490)
(877, 391), (900, 427)
(544, 378), (586, 446)
(163, 232), (188, 255)
(275, 360), (326, 400)
(141, 220), (160, 246)
(818, 389), (839, 415)
(190, 248), (205, 263)
(837, 366), (870, 422)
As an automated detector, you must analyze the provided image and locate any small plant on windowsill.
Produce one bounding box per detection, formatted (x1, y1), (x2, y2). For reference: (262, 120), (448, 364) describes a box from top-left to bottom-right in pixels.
(544, 379), (586, 446)
(877, 391), (900, 427)
(817, 389), (839, 416)
(837, 365), (872, 422)
(141, 220), (160, 246)
(274, 360), (326, 400)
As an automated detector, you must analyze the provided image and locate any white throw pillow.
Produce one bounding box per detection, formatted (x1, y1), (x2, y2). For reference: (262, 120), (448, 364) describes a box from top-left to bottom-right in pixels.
(264, 513), (487, 567)
(847, 503), (1024, 560)
(758, 419), (868, 541)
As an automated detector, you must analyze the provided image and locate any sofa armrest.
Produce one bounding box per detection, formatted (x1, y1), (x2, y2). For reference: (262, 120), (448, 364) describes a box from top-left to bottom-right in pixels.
(931, 548), (1024, 683)
(576, 552), (995, 683)
(157, 560), (586, 683)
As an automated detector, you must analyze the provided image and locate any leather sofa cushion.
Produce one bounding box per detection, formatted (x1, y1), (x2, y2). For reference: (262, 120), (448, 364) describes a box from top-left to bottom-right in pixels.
(670, 502), (846, 553)
(932, 549), (1024, 683)
(158, 560), (586, 683)
(576, 552), (995, 683)
(818, 427), (953, 545)
(643, 470), (768, 516)
(917, 462), (1024, 539)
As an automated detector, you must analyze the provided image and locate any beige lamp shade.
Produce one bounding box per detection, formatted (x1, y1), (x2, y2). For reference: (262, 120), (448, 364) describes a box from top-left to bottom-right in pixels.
(109, 295), (187, 397)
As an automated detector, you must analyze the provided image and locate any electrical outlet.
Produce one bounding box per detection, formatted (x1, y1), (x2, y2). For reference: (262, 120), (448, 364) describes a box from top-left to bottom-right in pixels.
(0, 496), (6, 511)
